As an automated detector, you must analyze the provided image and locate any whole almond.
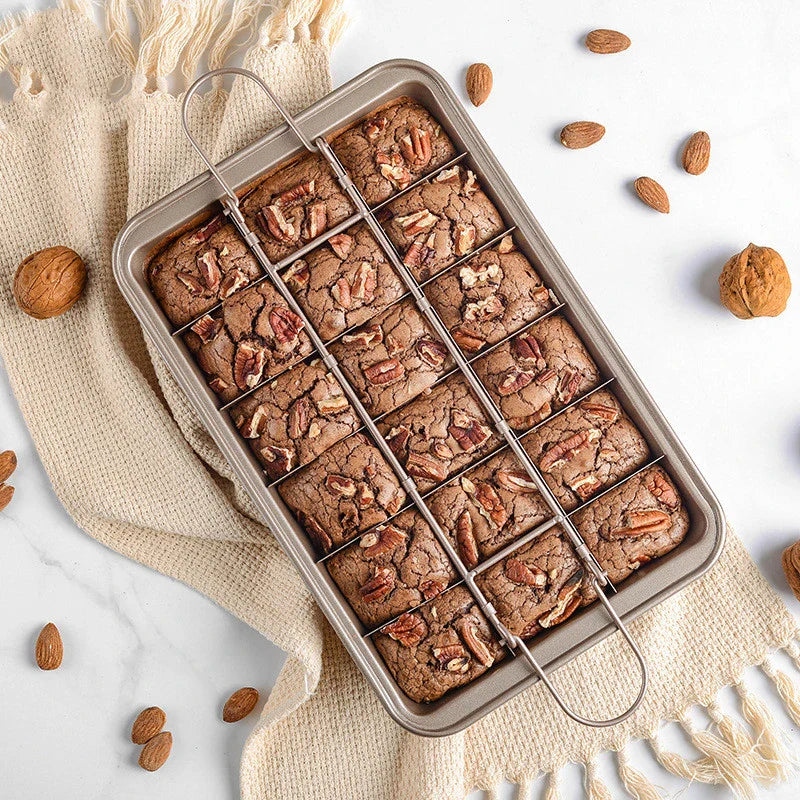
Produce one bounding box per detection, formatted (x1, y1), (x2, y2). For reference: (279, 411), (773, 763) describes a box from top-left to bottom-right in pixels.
(0, 450), (16, 483)
(585, 29), (631, 54)
(634, 177), (670, 214)
(465, 63), (492, 107)
(560, 121), (605, 149)
(35, 622), (63, 670)
(138, 731), (172, 772)
(0, 484), (14, 512)
(682, 131), (710, 175)
(131, 706), (167, 744)
(223, 687), (259, 722)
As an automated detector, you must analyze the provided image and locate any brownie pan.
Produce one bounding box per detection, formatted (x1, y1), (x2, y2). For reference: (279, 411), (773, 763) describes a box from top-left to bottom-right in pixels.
(113, 60), (725, 736)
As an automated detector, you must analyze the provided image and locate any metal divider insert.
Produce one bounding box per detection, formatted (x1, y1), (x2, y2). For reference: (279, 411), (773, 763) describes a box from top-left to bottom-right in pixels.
(181, 67), (648, 727)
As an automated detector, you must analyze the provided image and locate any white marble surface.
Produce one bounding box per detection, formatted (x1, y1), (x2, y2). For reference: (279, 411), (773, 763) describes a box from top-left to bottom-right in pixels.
(2, 0), (800, 797)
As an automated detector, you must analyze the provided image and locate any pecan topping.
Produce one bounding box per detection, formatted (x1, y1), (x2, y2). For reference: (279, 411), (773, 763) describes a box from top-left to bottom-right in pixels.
(308, 421), (321, 438)
(399, 126), (432, 167)
(497, 368), (535, 396)
(557, 368), (582, 404)
(512, 333), (545, 368)
(539, 571), (583, 628)
(283, 259), (310, 289)
(496, 235), (515, 254)
(234, 343), (266, 390)
(463, 170), (479, 195)
(568, 475), (602, 500)
(396, 209), (439, 237)
(302, 201), (328, 240)
(331, 277), (352, 309)
(464, 294), (505, 322)
(453, 222), (477, 256)
(356, 484), (375, 509)
(177, 271), (204, 296)
(360, 524), (406, 558)
(496, 470), (538, 493)
(420, 579), (447, 600)
(208, 377), (231, 394)
(363, 116), (387, 141)
(452, 327), (486, 353)
(190, 215), (224, 243)
(610, 510), (672, 538)
(505, 558), (547, 586)
(535, 368), (556, 385)
(275, 180), (315, 206)
(580, 400), (619, 422)
(385, 333), (403, 357)
(539, 429), (601, 472)
(219, 268), (249, 298)
(377, 152), (412, 189)
(646, 471), (680, 510)
(433, 166), (461, 184)
(467, 481), (508, 529)
(269, 307), (304, 343)
(360, 567), (395, 603)
(532, 286), (550, 304)
(385, 425), (411, 458)
(459, 261), (501, 288)
(431, 441), (454, 460)
(416, 337), (448, 367)
(258, 205), (296, 243)
(432, 642), (469, 671)
(190, 314), (222, 343)
(351, 262), (377, 303)
(455, 510), (479, 568)
(196, 251), (220, 291)
(325, 474), (357, 497)
(364, 358), (405, 385)
(316, 393), (349, 414)
(448, 410), (491, 452)
(239, 405), (267, 438)
(406, 452), (447, 483)
(298, 511), (331, 551)
(402, 233), (435, 268)
(262, 445), (294, 478)
(382, 612), (427, 647)
(459, 618), (495, 667)
(328, 233), (354, 259)
(342, 322), (383, 348)
(287, 396), (311, 438)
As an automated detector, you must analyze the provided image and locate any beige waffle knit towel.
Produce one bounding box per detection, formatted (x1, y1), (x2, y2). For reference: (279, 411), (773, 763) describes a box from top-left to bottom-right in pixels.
(1, 3), (799, 798)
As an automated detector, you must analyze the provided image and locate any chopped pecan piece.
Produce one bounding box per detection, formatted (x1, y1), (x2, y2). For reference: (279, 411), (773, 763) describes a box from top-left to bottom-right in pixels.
(535, 368), (556, 385)
(433, 166), (461, 184)
(505, 558), (547, 587)
(361, 524), (407, 558)
(532, 285), (550, 304)
(190, 215), (224, 243)
(455, 510), (479, 568)
(364, 358), (405, 385)
(557, 368), (582, 404)
(431, 442), (454, 460)
(269, 306), (304, 343)
(328, 233), (354, 259)
(406, 453), (447, 483)
(396, 209), (439, 237)
(331, 277), (352, 309)
(297, 511), (331, 551)
(190, 314), (222, 343)
(539, 429), (601, 472)
(468, 481), (508, 529)
(610, 510), (672, 538)
(385, 425), (411, 458)
(448, 411), (491, 452)
(275, 180), (315, 207)
(325, 474), (357, 497)
(579, 400), (618, 422)
(402, 233), (434, 268)
(432, 642), (469, 671)
(342, 322), (383, 348)
(453, 222), (477, 256)
(176, 271), (204, 296)
(262, 445), (294, 476)
(512, 333), (545, 368)
(283, 259), (310, 289)
(356, 484), (375, 509)
(287, 396), (311, 438)
(382, 611), (427, 647)
(302, 201), (328, 240)
(377, 152), (412, 189)
(196, 251), (220, 291)
(496, 470), (538, 493)
(646, 471), (680, 510)
(219, 268), (249, 298)
(384, 333), (403, 357)
(308, 421), (321, 438)
(568, 474), (602, 500)
(363, 116), (387, 141)
(497, 368), (535, 396)
(416, 337), (448, 367)
(539, 571), (583, 628)
(351, 262), (377, 303)
(452, 327), (486, 353)
(360, 567), (395, 603)
(239, 405), (267, 438)
(496, 235), (515, 254)
(234, 343), (266, 390)
(464, 294), (505, 321)
(419, 579), (447, 600)
(459, 261), (501, 288)
(316, 393), (349, 414)
(399, 126), (432, 167)
(258, 205), (296, 243)
(463, 170), (479, 195)
(208, 377), (231, 394)
(459, 617), (495, 666)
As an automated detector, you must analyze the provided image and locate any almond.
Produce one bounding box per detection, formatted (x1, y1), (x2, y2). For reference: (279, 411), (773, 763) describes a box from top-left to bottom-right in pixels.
(222, 687), (259, 722)
(131, 706), (167, 744)
(682, 131), (710, 175)
(35, 622), (63, 670)
(465, 63), (492, 107)
(585, 29), (631, 54)
(138, 731), (172, 771)
(0, 483), (14, 512)
(634, 177), (670, 214)
(560, 121), (605, 149)
(0, 450), (16, 483)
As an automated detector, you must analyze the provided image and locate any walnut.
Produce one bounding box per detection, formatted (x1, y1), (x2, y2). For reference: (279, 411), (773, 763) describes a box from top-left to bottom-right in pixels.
(14, 246), (87, 319)
(719, 243), (791, 319)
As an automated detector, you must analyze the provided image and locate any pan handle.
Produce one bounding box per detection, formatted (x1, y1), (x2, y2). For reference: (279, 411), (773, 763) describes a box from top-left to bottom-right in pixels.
(512, 577), (648, 727)
(180, 67), (318, 209)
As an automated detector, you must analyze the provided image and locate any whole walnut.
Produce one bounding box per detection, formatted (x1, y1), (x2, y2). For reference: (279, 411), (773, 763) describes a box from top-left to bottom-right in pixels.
(718, 243), (791, 319)
(13, 246), (87, 319)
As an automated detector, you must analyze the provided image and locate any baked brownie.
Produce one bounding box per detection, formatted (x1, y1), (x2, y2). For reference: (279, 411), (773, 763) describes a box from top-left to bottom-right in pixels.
(329, 299), (452, 417)
(240, 153), (354, 263)
(229, 360), (360, 480)
(521, 389), (650, 510)
(331, 98), (456, 206)
(573, 465), (688, 583)
(326, 509), (456, 627)
(377, 374), (499, 493)
(183, 281), (313, 404)
(426, 449), (550, 567)
(381, 165), (504, 281)
(472, 315), (600, 430)
(476, 527), (586, 638)
(373, 586), (505, 703)
(425, 235), (553, 354)
(282, 222), (406, 341)
(147, 215), (262, 327)
(278, 433), (406, 555)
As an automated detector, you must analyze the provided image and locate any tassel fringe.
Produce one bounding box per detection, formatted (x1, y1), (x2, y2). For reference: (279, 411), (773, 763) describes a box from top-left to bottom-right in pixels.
(617, 747), (664, 800)
(584, 759), (612, 800)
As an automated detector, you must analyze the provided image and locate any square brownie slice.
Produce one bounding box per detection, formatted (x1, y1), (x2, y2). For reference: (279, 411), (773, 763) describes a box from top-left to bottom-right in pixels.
(426, 449), (551, 567)
(377, 373), (499, 493)
(381, 165), (504, 281)
(281, 222), (406, 341)
(326, 509), (456, 628)
(425, 235), (553, 355)
(331, 98), (456, 206)
(521, 389), (650, 510)
(278, 432), (406, 555)
(472, 315), (600, 431)
(183, 281), (313, 404)
(329, 298), (452, 417)
(229, 359), (360, 480)
(240, 153), (354, 263)
(373, 586), (505, 703)
(147, 214), (262, 327)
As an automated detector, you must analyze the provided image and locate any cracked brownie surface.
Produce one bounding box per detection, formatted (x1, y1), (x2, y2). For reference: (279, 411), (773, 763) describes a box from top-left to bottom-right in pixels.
(329, 298), (452, 417)
(377, 374), (499, 493)
(381, 165), (504, 281)
(282, 222), (405, 341)
(147, 215), (263, 327)
(183, 281), (313, 404)
(240, 153), (354, 263)
(278, 433), (406, 555)
(426, 236), (553, 354)
(373, 586), (505, 703)
(573, 466), (688, 583)
(472, 315), (600, 430)
(426, 449), (550, 565)
(331, 97), (456, 206)
(229, 360), (359, 480)
(521, 389), (650, 510)
(326, 509), (456, 627)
